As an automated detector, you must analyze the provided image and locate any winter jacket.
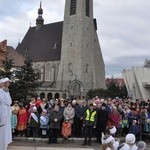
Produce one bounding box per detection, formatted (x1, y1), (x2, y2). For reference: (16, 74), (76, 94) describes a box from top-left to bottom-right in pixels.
(63, 107), (75, 124)
(49, 110), (63, 129)
(75, 105), (86, 119)
(83, 108), (97, 127)
(96, 108), (109, 127)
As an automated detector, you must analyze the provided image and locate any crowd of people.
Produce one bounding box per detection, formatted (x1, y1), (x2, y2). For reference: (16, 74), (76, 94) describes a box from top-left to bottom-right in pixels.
(10, 95), (150, 148)
(0, 77), (150, 150)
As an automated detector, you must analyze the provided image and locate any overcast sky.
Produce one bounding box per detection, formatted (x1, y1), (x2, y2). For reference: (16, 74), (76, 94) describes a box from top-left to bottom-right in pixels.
(0, 0), (150, 78)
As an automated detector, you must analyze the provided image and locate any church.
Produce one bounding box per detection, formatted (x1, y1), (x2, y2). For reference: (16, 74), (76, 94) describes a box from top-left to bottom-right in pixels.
(16, 0), (106, 100)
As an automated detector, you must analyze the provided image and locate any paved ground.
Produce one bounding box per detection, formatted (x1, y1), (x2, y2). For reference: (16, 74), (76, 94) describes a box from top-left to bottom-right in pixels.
(8, 141), (98, 150)
(8, 142), (98, 150)
(8, 137), (150, 150)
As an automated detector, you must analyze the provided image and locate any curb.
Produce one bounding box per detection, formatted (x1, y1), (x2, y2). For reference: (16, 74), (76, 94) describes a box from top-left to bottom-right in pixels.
(13, 137), (97, 143)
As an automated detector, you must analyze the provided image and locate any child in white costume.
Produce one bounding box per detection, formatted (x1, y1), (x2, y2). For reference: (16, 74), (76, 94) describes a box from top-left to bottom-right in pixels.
(101, 127), (119, 150)
(117, 133), (138, 150)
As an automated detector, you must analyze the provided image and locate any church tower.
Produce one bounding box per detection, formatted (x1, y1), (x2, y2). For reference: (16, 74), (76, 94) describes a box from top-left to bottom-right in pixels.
(36, 2), (44, 30)
(56, 0), (106, 98)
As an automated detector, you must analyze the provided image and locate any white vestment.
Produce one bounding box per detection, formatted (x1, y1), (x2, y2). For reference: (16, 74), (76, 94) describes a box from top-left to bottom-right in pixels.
(0, 88), (12, 150)
(0, 89), (8, 150)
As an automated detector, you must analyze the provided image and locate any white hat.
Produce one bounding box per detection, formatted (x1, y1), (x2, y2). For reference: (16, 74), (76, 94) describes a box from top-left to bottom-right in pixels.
(137, 141), (147, 150)
(109, 126), (117, 135)
(125, 133), (136, 144)
(32, 106), (37, 111)
(118, 143), (130, 150)
(72, 100), (76, 104)
(103, 135), (114, 144)
(3, 77), (10, 83)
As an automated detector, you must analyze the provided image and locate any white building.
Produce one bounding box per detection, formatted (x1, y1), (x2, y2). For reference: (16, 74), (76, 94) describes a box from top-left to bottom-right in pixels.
(122, 67), (150, 100)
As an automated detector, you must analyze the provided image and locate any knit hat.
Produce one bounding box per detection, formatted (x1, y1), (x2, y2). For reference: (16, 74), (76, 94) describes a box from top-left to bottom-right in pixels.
(117, 143), (130, 150)
(125, 133), (136, 144)
(32, 106), (37, 111)
(137, 141), (146, 150)
(109, 126), (117, 135)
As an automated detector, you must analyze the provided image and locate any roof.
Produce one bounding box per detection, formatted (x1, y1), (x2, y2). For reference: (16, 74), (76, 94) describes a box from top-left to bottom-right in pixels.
(16, 21), (63, 62)
(7, 46), (25, 67)
(106, 78), (125, 88)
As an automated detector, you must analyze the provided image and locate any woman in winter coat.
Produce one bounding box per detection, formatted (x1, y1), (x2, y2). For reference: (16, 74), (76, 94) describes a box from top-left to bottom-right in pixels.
(63, 102), (75, 125)
(108, 106), (120, 129)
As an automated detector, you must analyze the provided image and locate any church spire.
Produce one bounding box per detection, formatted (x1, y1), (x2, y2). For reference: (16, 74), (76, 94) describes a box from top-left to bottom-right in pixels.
(36, 1), (44, 30)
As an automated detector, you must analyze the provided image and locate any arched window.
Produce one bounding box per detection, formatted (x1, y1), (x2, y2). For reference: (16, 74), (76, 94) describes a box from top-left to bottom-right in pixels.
(47, 92), (53, 100)
(70, 0), (77, 16)
(40, 92), (45, 99)
(55, 93), (60, 99)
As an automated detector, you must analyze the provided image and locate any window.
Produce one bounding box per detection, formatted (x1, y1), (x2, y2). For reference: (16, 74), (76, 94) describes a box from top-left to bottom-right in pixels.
(86, 63), (89, 74)
(70, 0), (77, 16)
(68, 63), (73, 73)
(35, 64), (42, 80)
(45, 63), (51, 81)
(86, 0), (90, 17)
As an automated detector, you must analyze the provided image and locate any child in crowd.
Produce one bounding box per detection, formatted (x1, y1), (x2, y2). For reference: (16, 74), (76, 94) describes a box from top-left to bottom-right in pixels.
(109, 126), (117, 137)
(40, 109), (49, 138)
(129, 120), (138, 136)
(28, 106), (40, 139)
(11, 110), (17, 136)
(102, 128), (119, 150)
(16, 103), (27, 137)
(62, 118), (71, 144)
(137, 141), (147, 150)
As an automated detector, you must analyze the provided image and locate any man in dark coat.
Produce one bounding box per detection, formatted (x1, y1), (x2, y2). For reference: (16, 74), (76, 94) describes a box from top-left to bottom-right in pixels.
(96, 103), (109, 144)
(48, 105), (63, 144)
(75, 101), (86, 137)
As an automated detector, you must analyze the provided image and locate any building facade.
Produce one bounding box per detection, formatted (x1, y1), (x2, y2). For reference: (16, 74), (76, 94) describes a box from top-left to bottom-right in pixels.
(123, 67), (150, 100)
(0, 40), (7, 70)
(16, 0), (106, 99)
(0, 40), (24, 73)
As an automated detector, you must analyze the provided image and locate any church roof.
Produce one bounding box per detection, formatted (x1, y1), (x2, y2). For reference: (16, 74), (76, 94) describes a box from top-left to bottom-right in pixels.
(16, 21), (63, 62)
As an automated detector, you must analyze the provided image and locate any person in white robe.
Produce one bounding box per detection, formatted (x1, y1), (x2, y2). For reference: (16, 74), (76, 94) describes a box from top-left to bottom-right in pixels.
(2, 78), (12, 148)
(0, 78), (7, 150)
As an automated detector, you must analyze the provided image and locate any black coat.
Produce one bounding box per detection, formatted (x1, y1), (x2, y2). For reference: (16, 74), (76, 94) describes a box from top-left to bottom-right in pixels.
(96, 108), (109, 127)
(49, 110), (63, 129)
